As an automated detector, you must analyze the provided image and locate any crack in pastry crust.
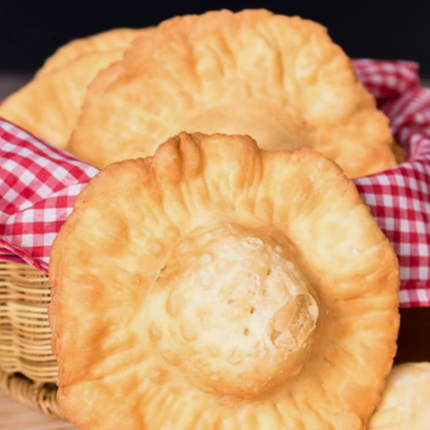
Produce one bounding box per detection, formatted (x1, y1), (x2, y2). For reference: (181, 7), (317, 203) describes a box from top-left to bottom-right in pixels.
(68, 9), (396, 177)
(50, 132), (399, 430)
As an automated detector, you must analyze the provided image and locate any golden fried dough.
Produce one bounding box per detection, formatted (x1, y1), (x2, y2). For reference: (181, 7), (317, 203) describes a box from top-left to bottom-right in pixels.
(69, 9), (396, 177)
(36, 28), (146, 77)
(369, 363), (430, 430)
(0, 28), (148, 148)
(50, 132), (400, 430)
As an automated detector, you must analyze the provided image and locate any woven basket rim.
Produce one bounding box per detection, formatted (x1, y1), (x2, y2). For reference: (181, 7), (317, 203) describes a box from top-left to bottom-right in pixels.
(0, 366), (66, 420)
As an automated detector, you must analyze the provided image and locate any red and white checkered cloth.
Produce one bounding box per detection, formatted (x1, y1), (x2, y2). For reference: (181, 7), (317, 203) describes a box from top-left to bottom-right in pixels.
(0, 127), (98, 272)
(354, 60), (430, 307)
(0, 59), (429, 307)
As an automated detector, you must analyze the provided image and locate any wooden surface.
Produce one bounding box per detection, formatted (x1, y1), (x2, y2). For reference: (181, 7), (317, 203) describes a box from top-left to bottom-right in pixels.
(0, 388), (77, 430)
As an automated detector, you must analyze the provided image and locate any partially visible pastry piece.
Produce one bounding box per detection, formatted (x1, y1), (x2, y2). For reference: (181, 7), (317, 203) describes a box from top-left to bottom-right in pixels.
(50, 132), (400, 430)
(69, 9), (396, 177)
(36, 28), (146, 77)
(0, 28), (149, 148)
(369, 363), (430, 429)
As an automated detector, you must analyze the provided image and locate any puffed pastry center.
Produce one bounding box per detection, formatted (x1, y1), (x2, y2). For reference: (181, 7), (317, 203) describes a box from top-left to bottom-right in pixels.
(147, 223), (319, 398)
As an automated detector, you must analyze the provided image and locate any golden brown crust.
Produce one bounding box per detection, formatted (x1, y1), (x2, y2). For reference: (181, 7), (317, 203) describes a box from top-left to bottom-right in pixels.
(0, 28), (150, 148)
(50, 132), (399, 430)
(69, 9), (396, 177)
(369, 363), (430, 429)
(36, 28), (145, 77)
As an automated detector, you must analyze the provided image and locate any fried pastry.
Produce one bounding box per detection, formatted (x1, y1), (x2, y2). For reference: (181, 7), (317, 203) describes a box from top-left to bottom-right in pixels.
(36, 28), (147, 77)
(69, 9), (396, 177)
(50, 132), (400, 430)
(0, 28), (148, 148)
(368, 363), (430, 429)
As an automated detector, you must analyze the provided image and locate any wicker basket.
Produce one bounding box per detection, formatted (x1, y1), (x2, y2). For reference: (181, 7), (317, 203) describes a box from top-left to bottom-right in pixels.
(0, 252), (65, 419)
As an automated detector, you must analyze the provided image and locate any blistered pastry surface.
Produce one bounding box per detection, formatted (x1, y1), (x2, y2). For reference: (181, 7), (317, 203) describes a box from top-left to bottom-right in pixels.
(69, 9), (395, 177)
(50, 133), (399, 430)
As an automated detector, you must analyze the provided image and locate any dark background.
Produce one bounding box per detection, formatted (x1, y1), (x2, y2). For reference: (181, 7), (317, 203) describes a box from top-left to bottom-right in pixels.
(1, 0), (430, 75)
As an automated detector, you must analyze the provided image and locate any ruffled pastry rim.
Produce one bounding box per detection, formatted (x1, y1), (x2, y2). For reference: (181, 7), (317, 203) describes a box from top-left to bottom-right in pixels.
(50, 132), (400, 430)
(69, 9), (396, 177)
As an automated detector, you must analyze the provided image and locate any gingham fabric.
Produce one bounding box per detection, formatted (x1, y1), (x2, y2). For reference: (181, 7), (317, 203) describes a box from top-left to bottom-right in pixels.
(0, 123), (98, 272)
(0, 60), (429, 307)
